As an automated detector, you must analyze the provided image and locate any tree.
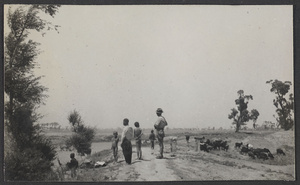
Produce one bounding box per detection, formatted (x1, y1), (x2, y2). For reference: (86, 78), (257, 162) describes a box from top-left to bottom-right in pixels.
(266, 79), (294, 130)
(68, 109), (83, 132)
(273, 114), (280, 128)
(250, 109), (260, 129)
(228, 90), (258, 132)
(67, 110), (95, 155)
(4, 5), (60, 181)
(51, 122), (59, 129)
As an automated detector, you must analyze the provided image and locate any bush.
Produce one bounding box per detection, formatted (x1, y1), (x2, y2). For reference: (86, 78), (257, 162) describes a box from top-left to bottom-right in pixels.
(5, 148), (54, 181)
(68, 133), (93, 155)
(4, 133), (56, 181)
(67, 110), (95, 156)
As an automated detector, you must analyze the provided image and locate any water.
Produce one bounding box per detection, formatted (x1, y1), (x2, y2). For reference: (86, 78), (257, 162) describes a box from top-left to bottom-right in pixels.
(91, 142), (112, 154)
(55, 142), (112, 166)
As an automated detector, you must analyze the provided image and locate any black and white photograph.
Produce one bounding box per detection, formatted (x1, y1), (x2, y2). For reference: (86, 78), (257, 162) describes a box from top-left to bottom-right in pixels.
(3, 4), (296, 182)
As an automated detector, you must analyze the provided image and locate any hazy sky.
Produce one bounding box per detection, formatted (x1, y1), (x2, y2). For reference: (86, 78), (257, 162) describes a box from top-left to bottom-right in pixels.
(4, 5), (293, 129)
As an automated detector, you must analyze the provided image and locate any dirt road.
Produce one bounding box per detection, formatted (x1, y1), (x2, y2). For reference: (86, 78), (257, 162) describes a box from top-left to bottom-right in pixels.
(111, 144), (294, 181)
(109, 146), (179, 181)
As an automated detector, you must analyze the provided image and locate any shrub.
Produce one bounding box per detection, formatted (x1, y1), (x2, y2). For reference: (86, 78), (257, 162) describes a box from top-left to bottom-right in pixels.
(67, 110), (95, 155)
(5, 147), (55, 181)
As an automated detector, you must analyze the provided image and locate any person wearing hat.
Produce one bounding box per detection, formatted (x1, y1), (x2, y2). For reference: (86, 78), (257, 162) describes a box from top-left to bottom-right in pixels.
(154, 108), (168, 159)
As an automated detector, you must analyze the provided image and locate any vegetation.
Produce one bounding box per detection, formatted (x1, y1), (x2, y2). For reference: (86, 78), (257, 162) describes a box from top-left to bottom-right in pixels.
(4, 5), (60, 181)
(67, 110), (95, 155)
(228, 90), (259, 132)
(266, 79), (294, 130)
(39, 122), (62, 129)
(250, 109), (260, 129)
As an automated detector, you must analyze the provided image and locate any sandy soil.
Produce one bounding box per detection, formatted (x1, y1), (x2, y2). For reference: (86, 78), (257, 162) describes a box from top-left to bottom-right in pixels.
(69, 146), (179, 181)
(58, 130), (295, 181)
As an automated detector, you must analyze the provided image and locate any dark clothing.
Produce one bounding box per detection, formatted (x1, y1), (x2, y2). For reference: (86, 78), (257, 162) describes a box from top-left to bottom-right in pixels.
(186, 135), (190, 141)
(68, 158), (78, 178)
(68, 158), (78, 169)
(151, 140), (155, 149)
(149, 133), (155, 149)
(149, 133), (155, 141)
(121, 138), (132, 164)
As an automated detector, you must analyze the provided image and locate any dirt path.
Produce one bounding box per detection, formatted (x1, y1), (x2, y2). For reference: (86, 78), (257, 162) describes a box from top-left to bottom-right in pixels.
(112, 146), (179, 181)
(109, 137), (294, 181)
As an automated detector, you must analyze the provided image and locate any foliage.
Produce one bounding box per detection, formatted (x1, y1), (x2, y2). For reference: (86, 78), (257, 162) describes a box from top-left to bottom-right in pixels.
(266, 79), (294, 130)
(5, 148), (51, 181)
(68, 109), (83, 133)
(39, 122), (61, 129)
(250, 109), (260, 128)
(250, 109), (260, 123)
(228, 90), (259, 132)
(67, 110), (95, 155)
(4, 5), (60, 181)
(262, 121), (276, 129)
(5, 135), (57, 181)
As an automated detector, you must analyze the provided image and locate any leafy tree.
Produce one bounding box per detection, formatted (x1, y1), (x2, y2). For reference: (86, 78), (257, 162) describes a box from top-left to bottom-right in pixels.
(266, 79), (294, 130)
(250, 109), (260, 129)
(228, 90), (258, 132)
(68, 109), (83, 132)
(273, 114), (280, 128)
(67, 110), (95, 155)
(4, 5), (60, 181)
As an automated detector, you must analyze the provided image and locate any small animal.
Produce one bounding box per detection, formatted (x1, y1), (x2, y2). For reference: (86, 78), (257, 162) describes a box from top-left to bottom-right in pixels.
(220, 141), (228, 149)
(277, 148), (286, 155)
(268, 152), (274, 159)
(248, 151), (256, 159)
(262, 148), (271, 154)
(200, 143), (209, 152)
(213, 140), (223, 150)
(240, 146), (250, 155)
(235, 142), (243, 148)
(257, 152), (269, 160)
(223, 144), (229, 152)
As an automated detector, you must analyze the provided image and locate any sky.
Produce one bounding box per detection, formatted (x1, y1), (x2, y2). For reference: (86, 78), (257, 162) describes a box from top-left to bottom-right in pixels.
(4, 5), (293, 129)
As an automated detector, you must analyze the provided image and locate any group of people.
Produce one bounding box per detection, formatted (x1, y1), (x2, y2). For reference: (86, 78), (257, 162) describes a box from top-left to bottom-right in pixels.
(112, 108), (168, 164)
(66, 108), (168, 179)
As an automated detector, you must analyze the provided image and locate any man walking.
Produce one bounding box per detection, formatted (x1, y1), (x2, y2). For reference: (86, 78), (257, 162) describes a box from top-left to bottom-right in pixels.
(154, 108), (168, 159)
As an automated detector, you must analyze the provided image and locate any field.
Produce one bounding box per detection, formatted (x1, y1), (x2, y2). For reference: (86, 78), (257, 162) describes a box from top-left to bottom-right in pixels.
(45, 128), (295, 181)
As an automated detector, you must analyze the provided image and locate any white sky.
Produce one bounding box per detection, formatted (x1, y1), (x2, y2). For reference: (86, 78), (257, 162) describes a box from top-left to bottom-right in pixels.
(4, 5), (293, 129)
